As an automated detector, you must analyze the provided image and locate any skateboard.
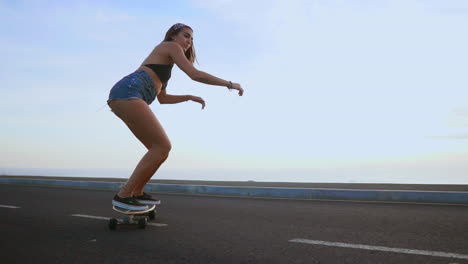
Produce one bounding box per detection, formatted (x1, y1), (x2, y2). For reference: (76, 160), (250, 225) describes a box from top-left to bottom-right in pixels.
(109, 204), (157, 230)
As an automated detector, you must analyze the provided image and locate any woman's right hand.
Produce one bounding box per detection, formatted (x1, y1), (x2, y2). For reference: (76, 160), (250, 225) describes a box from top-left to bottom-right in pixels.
(189, 95), (206, 109)
(230, 83), (244, 96)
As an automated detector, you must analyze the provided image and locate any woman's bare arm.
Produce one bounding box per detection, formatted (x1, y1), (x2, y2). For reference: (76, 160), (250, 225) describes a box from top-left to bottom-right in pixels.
(167, 42), (229, 86)
(166, 42), (244, 96)
(157, 89), (205, 109)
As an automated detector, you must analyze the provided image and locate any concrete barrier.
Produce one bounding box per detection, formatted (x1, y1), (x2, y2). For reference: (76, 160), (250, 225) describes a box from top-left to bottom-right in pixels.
(1, 178), (468, 205)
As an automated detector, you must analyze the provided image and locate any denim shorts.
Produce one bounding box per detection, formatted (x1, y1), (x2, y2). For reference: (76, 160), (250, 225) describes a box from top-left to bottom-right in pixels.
(107, 70), (156, 105)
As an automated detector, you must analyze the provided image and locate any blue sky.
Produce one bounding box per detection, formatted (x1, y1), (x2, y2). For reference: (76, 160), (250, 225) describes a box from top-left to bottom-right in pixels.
(1, 0), (468, 183)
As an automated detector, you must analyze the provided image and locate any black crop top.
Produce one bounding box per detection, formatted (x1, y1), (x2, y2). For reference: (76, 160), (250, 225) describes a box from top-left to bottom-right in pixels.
(143, 64), (174, 90)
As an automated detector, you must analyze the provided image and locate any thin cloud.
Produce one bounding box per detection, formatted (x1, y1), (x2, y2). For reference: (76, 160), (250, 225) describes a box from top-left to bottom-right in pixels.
(429, 134), (468, 140)
(453, 107), (468, 117)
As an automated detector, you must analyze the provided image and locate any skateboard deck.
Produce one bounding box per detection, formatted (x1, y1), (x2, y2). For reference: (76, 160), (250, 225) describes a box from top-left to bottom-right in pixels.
(112, 204), (156, 214)
(109, 204), (157, 230)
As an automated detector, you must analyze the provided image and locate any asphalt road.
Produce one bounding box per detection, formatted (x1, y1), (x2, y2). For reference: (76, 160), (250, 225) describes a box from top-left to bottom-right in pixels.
(1, 184), (467, 264)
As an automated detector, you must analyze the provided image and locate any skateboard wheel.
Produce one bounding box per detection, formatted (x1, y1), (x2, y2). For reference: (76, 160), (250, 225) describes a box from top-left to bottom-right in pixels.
(138, 218), (147, 229)
(148, 210), (156, 220)
(109, 218), (118, 230)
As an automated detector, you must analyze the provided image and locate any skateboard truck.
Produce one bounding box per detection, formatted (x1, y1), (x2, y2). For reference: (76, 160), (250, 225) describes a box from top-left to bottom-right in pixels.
(109, 205), (156, 230)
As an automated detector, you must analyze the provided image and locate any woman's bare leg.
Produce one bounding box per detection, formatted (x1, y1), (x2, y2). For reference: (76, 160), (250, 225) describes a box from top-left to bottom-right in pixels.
(132, 155), (169, 196)
(108, 99), (171, 198)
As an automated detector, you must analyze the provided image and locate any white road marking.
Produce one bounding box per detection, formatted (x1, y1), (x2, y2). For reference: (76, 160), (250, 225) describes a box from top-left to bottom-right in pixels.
(70, 214), (167, 227)
(147, 222), (167, 227)
(0, 204), (20, 209)
(71, 214), (110, 220)
(289, 239), (468, 260)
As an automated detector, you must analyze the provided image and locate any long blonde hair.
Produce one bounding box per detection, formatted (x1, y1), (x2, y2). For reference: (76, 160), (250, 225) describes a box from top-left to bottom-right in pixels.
(164, 23), (197, 64)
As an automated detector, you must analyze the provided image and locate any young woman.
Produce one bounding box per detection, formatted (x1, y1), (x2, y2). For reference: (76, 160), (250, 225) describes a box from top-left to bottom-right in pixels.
(107, 23), (243, 210)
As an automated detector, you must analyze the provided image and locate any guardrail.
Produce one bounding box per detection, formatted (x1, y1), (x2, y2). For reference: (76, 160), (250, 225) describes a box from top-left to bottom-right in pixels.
(1, 178), (468, 205)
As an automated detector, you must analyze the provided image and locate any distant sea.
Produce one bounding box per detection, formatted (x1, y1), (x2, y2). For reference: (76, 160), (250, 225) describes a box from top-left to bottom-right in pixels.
(1, 167), (467, 184)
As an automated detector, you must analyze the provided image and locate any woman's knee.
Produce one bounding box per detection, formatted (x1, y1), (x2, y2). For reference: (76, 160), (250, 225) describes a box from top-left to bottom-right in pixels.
(151, 140), (172, 156)
(161, 141), (172, 156)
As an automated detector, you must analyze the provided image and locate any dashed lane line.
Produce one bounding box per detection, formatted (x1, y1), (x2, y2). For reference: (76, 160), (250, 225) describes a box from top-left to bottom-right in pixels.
(289, 239), (468, 260)
(0, 204), (21, 209)
(70, 214), (168, 227)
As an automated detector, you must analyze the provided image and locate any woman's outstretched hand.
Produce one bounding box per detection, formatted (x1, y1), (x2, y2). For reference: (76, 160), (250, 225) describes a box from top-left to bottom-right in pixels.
(189, 95), (205, 109)
(230, 83), (244, 96)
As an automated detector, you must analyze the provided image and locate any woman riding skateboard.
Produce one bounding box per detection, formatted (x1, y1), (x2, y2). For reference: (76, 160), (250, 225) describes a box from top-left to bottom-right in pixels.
(107, 23), (244, 210)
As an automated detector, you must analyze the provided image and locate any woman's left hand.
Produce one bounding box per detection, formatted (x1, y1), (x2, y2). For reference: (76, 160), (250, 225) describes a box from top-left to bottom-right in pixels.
(230, 83), (244, 96)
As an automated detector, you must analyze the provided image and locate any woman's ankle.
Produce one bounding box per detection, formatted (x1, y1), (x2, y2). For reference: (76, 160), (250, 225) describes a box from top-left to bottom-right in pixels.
(133, 190), (144, 196)
(118, 183), (136, 198)
(117, 190), (133, 198)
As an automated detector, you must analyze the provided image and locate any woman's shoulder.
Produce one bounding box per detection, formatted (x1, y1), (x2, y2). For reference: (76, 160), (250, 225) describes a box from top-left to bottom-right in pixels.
(159, 41), (178, 48)
(146, 42), (179, 64)
(151, 42), (178, 55)
(159, 41), (184, 52)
